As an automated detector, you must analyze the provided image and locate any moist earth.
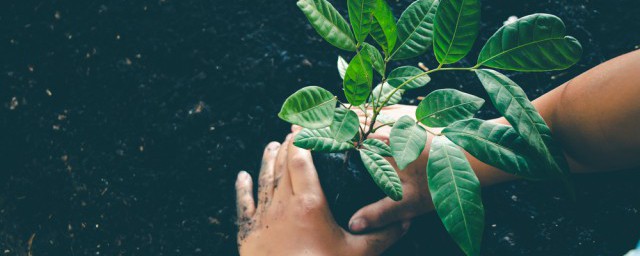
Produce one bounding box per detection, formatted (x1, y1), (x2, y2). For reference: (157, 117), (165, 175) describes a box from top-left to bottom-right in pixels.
(1, 0), (639, 255)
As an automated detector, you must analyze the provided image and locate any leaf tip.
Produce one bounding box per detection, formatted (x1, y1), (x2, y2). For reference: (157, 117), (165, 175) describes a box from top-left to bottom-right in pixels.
(390, 190), (403, 201)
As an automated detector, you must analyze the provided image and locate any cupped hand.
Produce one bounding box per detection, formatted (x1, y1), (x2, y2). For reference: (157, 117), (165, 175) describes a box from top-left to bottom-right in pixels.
(348, 104), (438, 233)
(236, 133), (410, 256)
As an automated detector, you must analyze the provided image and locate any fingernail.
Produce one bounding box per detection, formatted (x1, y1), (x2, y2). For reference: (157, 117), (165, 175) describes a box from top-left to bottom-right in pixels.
(266, 142), (280, 151)
(349, 218), (367, 232)
(237, 171), (250, 182)
(285, 133), (293, 140)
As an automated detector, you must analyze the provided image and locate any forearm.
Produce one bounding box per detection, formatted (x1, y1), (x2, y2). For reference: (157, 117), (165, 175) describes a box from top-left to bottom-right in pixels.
(466, 50), (640, 188)
(348, 51), (640, 230)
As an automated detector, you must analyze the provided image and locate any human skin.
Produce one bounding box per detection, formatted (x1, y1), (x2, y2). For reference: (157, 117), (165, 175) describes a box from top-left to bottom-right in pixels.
(235, 133), (410, 256)
(235, 50), (640, 254)
(347, 49), (640, 233)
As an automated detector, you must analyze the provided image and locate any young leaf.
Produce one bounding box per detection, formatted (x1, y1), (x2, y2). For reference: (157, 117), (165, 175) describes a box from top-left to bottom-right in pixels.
(476, 14), (582, 72)
(387, 66), (431, 89)
(371, 82), (404, 107)
(278, 86), (337, 129)
(362, 43), (385, 76)
(344, 50), (373, 105)
(297, 0), (357, 51)
(330, 108), (360, 142)
(433, 0), (481, 64)
(369, 0), (398, 54)
(362, 138), (392, 157)
(294, 128), (356, 152)
(443, 118), (540, 179)
(337, 55), (348, 79)
(391, 0), (439, 60)
(348, 0), (377, 44)
(390, 115), (428, 170)
(360, 149), (403, 201)
(427, 136), (484, 256)
(475, 69), (571, 181)
(415, 89), (484, 127)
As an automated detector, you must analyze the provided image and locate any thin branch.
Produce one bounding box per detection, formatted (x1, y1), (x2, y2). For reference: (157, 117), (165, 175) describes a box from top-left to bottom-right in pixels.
(425, 127), (441, 136)
(362, 65), (476, 140)
(370, 122), (392, 133)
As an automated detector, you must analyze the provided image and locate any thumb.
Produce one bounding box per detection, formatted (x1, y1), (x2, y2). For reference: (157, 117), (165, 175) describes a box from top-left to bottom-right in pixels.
(349, 197), (413, 233)
(348, 221), (411, 256)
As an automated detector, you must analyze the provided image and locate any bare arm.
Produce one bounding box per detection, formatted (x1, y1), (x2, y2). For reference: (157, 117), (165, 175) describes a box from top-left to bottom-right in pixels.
(347, 50), (640, 233)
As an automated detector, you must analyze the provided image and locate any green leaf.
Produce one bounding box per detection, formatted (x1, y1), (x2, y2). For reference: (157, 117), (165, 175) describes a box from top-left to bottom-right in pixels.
(294, 128), (356, 152)
(391, 0), (439, 60)
(337, 55), (348, 79)
(377, 113), (397, 126)
(362, 43), (385, 76)
(278, 86), (337, 129)
(415, 89), (484, 127)
(475, 69), (570, 181)
(330, 108), (360, 142)
(433, 0), (481, 64)
(476, 14), (582, 72)
(297, 0), (357, 51)
(427, 136), (484, 256)
(390, 115), (428, 170)
(362, 138), (392, 157)
(344, 50), (373, 105)
(348, 0), (377, 44)
(443, 118), (541, 178)
(360, 149), (403, 201)
(387, 66), (430, 89)
(370, 0), (398, 54)
(371, 82), (404, 107)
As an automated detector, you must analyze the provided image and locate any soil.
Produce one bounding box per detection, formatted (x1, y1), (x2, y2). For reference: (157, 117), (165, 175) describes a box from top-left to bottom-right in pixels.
(1, 0), (639, 255)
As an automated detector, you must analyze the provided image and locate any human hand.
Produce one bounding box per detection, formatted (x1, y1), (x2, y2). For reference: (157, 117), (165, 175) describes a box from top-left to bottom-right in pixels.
(236, 133), (410, 256)
(349, 104), (437, 233)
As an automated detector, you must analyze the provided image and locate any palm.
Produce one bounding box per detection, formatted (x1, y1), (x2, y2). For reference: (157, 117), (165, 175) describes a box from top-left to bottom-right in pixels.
(349, 105), (435, 232)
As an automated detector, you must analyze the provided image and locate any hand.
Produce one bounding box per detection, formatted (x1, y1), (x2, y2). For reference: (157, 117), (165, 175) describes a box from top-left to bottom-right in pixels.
(349, 104), (437, 233)
(236, 133), (410, 256)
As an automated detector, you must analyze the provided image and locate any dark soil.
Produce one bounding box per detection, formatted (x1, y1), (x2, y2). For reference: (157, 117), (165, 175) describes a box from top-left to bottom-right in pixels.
(1, 0), (639, 255)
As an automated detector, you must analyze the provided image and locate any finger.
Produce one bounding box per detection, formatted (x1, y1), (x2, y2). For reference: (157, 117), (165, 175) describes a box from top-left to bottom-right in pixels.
(235, 171), (255, 221)
(274, 134), (293, 197)
(349, 197), (416, 233)
(286, 136), (322, 195)
(349, 221), (411, 256)
(291, 125), (302, 132)
(257, 142), (280, 210)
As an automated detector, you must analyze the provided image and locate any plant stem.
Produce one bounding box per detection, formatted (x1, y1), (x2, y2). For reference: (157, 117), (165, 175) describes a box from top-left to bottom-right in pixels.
(364, 66), (476, 139)
(425, 127), (440, 136)
(438, 67), (477, 71)
(370, 122), (392, 133)
(377, 66), (476, 110)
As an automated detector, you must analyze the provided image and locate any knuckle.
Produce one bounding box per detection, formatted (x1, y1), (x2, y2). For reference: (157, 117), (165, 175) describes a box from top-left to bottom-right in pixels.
(294, 194), (323, 215)
(258, 174), (273, 186)
(275, 161), (286, 172)
(376, 209), (391, 224)
(238, 194), (252, 204)
(288, 154), (309, 169)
